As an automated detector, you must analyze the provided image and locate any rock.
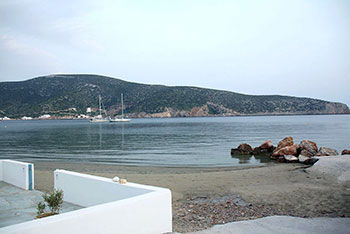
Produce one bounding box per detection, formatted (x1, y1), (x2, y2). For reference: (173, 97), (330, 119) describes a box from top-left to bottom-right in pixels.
(231, 143), (253, 155)
(270, 154), (279, 160)
(300, 149), (313, 157)
(252, 140), (275, 156)
(342, 149), (350, 155)
(299, 140), (318, 156)
(284, 155), (299, 163)
(277, 156), (286, 163)
(298, 155), (319, 165)
(275, 136), (294, 152)
(253, 147), (275, 156)
(317, 147), (339, 156)
(272, 144), (300, 157)
(119, 179), (127, 184)
(298, 155), (310, 163)
(305, 158), (319, 165)
(238, 143), (253, 152)
(112, 176), (120, 182)
(260, 140), (274, 149)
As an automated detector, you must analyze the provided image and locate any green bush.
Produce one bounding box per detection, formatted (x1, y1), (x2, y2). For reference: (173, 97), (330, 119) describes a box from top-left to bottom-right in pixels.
(36, 201), (46, 215)
(43, 189), (64, 214)
(36, 189), (64, 217)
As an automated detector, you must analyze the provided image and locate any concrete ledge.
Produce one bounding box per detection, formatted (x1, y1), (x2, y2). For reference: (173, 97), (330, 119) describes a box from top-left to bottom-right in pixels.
(190, 216), (350, 234)
(307, 155), (350, 183)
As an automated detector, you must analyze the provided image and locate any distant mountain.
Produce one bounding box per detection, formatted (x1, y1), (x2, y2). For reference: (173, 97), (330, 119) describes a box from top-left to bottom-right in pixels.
(0, 74), (349, 118)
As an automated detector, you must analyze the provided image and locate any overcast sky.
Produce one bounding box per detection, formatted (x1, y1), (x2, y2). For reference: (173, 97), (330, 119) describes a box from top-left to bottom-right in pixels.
(1, 0), (349, 106)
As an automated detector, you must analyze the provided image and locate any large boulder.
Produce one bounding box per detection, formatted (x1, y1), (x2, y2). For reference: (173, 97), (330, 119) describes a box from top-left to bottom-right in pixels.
(299, 140), (318, 157)
(275, 136), (294, 152)
(317, 147), (339, 156)
(342, 149), (350, 155)
(252, 140), (275, 156)
(271, 144), (300, 159)
(231, 143), (253, 155)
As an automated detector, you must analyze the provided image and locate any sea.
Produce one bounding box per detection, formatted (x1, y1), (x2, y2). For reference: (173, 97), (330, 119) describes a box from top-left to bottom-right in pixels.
(0, 115), (349, 167)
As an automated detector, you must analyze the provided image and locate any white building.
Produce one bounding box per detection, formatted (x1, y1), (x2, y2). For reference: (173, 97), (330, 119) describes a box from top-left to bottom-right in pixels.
(38, 114), (51, 119)
(86, 107), (92, 113)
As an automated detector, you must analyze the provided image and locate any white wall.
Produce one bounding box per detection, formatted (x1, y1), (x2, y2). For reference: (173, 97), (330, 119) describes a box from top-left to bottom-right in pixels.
(1, 189), (172, 234)
(0, 160), (34, 190)
(54, 170), (153, 207)
(0, 160), (3, 181)
(0, 169), (172, 234)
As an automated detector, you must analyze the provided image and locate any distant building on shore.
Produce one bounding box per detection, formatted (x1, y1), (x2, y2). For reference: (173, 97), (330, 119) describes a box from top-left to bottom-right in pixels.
(38, 114), (51, 119)
(77, 114), (89, 119)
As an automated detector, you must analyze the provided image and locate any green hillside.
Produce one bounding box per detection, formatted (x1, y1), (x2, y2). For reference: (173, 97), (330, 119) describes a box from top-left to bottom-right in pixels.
(0, 74), (349, 118)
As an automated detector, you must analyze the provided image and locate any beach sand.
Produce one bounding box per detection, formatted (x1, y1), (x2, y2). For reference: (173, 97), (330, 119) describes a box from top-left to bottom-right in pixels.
(33, 161), (350, 233)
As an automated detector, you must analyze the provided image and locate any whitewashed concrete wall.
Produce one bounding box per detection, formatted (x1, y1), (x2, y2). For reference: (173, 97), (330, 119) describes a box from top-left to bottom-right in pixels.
(0, 160), (34, 190)
(54, 169), (152, 206)
(0, 160), (3, 181)
(1, 170), (172, 234)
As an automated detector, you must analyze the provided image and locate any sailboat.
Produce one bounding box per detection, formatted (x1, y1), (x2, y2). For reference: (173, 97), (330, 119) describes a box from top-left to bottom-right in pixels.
(109, 93), (131, 122)
(89, 95), (109, 123)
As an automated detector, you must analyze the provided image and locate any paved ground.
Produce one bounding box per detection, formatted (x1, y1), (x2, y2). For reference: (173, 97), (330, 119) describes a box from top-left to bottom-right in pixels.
(188, 216), (350, 234)
(0, 182), (82, 228)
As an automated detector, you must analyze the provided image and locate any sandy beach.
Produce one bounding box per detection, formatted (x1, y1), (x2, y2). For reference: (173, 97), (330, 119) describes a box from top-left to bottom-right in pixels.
(33, 161), (350, 233)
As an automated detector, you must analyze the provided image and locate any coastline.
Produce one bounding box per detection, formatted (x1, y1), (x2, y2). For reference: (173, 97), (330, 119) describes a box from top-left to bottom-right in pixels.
(2, 112), (350, 121)
(32, 161), (350, 232)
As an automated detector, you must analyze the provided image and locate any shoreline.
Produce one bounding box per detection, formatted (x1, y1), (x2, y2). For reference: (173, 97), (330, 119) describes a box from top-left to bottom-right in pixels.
(2, 113), (350, 121)
(31, 161), (350, 232)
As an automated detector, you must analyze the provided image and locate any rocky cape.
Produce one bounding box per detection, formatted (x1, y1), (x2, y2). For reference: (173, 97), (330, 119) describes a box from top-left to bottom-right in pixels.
(0, 74), (349, 118)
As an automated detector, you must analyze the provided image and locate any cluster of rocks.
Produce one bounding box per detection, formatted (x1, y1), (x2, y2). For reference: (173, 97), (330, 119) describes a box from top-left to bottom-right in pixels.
(231, 136), (350, 164)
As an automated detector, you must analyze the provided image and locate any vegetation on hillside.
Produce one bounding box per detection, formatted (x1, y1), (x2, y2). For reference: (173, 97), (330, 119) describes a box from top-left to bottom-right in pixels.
(0, 74), (349, 118)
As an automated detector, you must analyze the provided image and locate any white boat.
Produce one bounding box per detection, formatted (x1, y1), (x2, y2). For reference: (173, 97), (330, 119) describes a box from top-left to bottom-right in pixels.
(110, 93), (131, 122)
(89, 95), (109, 123)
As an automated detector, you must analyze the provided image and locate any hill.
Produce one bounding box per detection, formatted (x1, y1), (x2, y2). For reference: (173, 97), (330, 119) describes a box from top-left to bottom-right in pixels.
(0, 74), (349, 118)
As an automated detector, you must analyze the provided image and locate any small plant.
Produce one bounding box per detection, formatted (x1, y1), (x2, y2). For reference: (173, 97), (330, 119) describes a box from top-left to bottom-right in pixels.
(36, 201), (46, 215)
(43, 189), (64, 213)
(36, 189), (64, 218)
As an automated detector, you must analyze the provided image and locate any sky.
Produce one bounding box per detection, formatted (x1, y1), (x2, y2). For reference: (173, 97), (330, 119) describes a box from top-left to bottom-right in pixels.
(0, 0), (349, 106)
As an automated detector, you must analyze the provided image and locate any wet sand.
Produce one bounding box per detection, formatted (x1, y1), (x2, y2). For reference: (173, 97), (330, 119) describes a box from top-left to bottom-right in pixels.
(33, 161), (350, 232)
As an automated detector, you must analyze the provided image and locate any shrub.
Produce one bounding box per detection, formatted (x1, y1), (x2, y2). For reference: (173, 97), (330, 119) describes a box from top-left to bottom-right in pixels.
(36, 201), (46, 215)
(43, 189), (64, 214)
(36, 189), (64, 218)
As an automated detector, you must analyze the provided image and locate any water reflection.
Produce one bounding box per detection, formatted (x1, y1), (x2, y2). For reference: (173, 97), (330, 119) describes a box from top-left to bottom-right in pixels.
(121, 123), (124, 150)
(99, 123), (102, 149)
(231, 154), (272, 164)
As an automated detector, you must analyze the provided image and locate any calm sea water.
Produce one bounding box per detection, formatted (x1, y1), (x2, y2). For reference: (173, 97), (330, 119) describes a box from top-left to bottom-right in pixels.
(0, 115), (349, 167)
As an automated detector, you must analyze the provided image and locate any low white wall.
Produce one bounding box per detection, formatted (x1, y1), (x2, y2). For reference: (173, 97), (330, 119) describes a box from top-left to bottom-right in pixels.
(0, 160), (3, 181)
(0, 169), (172, 234)
(1, 189), (172, 234)
(54, 169), (153, 207)
(0, 160), (34, 190)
